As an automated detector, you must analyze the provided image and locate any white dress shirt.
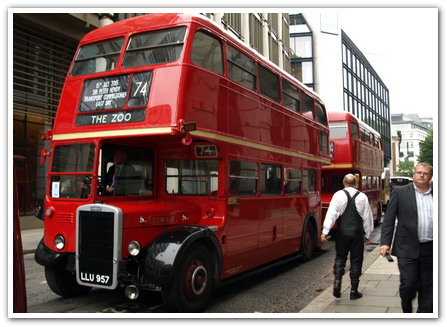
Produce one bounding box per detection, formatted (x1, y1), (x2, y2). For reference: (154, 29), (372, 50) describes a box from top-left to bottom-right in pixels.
(414, 184), (433, 243)
(322, 186), (374, 238)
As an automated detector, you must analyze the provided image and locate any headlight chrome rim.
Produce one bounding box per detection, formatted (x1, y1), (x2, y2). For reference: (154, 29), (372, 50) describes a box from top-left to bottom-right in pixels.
(54, 234), (65, 250)
(128, 241), (141, 256)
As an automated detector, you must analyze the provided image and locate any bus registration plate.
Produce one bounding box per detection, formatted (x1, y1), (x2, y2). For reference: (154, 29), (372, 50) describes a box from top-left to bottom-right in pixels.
(79, 272), (111, 286)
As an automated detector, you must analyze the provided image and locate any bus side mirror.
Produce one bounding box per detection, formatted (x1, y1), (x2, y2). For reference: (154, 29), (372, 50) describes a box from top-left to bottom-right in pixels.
(40, 148), (51, 164)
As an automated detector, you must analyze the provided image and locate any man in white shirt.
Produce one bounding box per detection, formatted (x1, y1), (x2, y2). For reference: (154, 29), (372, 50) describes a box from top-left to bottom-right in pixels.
(321, 173), (374, 299)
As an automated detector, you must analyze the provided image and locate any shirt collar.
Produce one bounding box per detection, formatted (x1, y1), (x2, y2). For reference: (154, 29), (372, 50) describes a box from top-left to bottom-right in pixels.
(414, 183), (432, 195)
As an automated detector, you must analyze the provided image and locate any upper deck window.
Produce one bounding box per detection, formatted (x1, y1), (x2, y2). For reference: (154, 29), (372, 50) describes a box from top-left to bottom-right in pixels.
(227, 45), (256, 90)
(301, 92), (314, 120)
(259, 65), (280, 102)
(191, 31), (223, 74)
(282, 80), (299, 112)
(123, 27), (186, 68)
(350, 122), (359, 139)
(315, 102), (328, 126)
(71, 38), (124, 77)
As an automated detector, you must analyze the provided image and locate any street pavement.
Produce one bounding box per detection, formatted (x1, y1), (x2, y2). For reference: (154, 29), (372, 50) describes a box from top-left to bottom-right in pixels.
(19, 228), (436, 316)
(300, 245), (403, 314)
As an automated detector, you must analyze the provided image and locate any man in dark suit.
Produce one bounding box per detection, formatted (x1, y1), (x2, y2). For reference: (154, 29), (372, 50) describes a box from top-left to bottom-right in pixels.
(105, 147), (137, 196)
(380, 163), (433, 313)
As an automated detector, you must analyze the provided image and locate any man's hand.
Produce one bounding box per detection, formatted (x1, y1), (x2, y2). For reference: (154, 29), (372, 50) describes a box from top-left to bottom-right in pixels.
(380, 245), (390, 256)
(320, 233), (331, 244)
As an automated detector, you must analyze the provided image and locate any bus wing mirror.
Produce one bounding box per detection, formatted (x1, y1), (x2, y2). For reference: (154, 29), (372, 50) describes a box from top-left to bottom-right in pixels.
(40, 148), (51, 164)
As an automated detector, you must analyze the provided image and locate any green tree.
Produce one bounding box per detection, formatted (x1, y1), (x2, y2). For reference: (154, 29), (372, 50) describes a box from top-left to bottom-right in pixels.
(418, 129), (433, 166)
(397, 161), (415, 177)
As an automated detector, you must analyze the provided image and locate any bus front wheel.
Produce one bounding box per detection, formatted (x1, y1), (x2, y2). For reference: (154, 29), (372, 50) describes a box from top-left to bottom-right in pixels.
(162, 243), (214, 312)
(45, 257), (91, 298)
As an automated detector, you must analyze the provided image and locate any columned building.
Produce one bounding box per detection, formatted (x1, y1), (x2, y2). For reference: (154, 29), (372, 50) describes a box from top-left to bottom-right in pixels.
(288, 12), (391, 167)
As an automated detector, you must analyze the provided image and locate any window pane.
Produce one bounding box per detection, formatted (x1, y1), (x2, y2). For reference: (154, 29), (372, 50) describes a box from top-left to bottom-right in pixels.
(320, 131), (329, 153)
(123, 27), (186, 68)
(98, 144), (154, 197)
(350, 122), (359, 139)
(315, 102), (328, 125)
(259, 65), (280, 101)
(227, 45), (256, 90)
(52, 144), (95, 172)
(261, 164), (282, 195)
(301, 92), (314, 120)
(191, 31), (223, 74)
(284, 168), (302, 194)
(282, 80), (299, 111)
(51, 175), (92, 199)
(294, 35), (312, 58)
(330, 122), (348, 138)
(166, 160), (218, 195)
(302, 61), (313, 84)
(71, 37), (124, 76)
(303, 169), (316, 194)
(229, 161), (258, 195)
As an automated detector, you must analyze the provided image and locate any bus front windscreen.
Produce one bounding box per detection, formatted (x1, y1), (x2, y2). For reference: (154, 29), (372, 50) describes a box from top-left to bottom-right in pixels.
(50, 143), (95, 199)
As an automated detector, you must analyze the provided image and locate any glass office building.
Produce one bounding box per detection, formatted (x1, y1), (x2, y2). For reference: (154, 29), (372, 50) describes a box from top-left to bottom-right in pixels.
(289, 13), (391, 166)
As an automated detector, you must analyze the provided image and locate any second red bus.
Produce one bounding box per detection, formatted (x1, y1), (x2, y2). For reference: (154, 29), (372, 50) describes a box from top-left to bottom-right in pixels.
(322, 111), (384, 226)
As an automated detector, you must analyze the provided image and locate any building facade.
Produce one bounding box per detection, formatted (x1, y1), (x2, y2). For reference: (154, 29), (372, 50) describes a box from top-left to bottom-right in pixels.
(390, 113), (430, 174)
(12, 12), (292, 219)
(288, 12), (391, 167)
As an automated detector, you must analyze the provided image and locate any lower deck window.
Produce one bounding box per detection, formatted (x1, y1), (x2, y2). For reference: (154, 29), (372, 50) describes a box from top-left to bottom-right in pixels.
(166, 160), (218, 195)
(228, 160), (258, 195)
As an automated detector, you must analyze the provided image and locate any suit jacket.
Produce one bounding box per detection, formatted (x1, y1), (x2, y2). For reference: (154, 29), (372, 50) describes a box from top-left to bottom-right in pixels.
(106, 163), (137, 195)
(380, 183), (432, 259)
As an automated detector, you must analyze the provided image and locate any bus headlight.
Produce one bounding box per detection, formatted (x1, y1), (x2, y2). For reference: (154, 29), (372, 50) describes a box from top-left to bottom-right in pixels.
(128, 241), (141, 256)
(54, 234), (65, 250)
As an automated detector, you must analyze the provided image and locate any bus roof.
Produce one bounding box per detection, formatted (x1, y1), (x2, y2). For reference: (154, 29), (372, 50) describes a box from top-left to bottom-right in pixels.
(79, 13), (322, 102)
(327, 111), (381, 139)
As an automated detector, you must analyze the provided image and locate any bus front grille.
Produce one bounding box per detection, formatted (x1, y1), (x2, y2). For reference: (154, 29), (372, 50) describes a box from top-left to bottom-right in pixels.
(76, 205), (122, 289)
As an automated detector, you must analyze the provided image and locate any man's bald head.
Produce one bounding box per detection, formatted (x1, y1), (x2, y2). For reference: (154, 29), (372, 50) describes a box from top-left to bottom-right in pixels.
(343, 174), (357, 187)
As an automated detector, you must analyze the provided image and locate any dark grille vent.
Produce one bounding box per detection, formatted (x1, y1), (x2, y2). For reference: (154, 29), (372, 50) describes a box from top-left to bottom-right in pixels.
(78, 210), (115, 287)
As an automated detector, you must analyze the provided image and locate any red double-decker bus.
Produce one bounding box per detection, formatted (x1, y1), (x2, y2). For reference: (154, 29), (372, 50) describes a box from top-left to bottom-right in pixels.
(321, 112), (384, 226)
(35, 13), (330, 312)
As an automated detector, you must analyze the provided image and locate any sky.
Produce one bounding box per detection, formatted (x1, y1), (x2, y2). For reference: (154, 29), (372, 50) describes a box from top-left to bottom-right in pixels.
(336, 8), (438, 118)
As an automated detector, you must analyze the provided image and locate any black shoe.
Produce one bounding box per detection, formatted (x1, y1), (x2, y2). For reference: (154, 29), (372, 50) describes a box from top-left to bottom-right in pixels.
(350, 290), (362, 300)
(333, 280), (341, 298)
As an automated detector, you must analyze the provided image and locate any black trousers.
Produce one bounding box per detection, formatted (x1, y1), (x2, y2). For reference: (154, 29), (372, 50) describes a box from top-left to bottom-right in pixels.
(397, 241), (433, 313)
(334, 231), (364, 280)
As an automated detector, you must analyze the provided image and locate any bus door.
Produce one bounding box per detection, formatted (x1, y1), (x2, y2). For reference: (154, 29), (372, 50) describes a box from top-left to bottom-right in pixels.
(258, 164), (285, 263)
(224, 160), (259, 276)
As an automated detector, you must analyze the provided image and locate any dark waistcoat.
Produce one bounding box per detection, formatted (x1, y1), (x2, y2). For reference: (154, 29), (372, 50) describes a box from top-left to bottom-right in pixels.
(337, 190), (363, 233)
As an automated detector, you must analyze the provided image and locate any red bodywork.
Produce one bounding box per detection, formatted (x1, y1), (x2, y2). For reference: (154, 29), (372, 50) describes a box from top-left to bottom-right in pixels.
(322, 111), (384, 225)
(42, 13), (330, 289)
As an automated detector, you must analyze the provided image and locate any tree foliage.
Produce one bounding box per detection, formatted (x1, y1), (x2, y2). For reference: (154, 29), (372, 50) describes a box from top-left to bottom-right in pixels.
(397, 161), (415, 177)
(418, 129), (433, 166)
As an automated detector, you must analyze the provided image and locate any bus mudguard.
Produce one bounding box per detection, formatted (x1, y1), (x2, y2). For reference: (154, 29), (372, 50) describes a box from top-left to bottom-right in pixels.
(35, 237), (67, 267)
(143, 226), (222, 288)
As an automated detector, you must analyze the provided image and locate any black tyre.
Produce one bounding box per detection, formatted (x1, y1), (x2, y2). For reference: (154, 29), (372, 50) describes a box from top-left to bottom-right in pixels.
(162, 243), (214, 312)
(45, 257), (91, 298)
(301, 219), (316, 261)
